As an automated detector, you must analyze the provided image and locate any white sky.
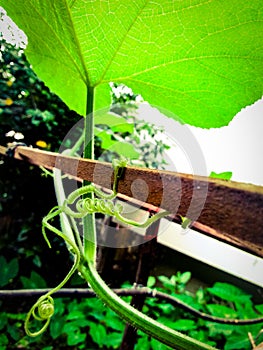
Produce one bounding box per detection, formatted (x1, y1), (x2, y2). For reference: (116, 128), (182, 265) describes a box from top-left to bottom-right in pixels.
(138, 98), (263, 186)
(189, 98), (263, 185)
(0, 7), (27, 47)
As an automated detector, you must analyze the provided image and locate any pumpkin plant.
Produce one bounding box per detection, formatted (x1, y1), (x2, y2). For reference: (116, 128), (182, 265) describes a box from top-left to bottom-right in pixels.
(1, 1), (263, 349)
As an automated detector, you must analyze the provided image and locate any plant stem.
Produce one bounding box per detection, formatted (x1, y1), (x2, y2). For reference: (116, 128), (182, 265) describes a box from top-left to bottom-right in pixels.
(80, 263), (216, 350)
(53, 167), (75, 244)
(83, 86), (96, 262)
(83, 86), (95, 162)
(81, 87), (217, 350)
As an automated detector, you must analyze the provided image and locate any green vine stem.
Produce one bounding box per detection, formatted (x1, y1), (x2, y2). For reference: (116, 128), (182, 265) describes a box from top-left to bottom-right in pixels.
(53, 152), (83, 255)
(54, 166), (76, 245)
(78, 88), (217, 350)
(79, 263), (216, 350)
(83, 86), (96, 263)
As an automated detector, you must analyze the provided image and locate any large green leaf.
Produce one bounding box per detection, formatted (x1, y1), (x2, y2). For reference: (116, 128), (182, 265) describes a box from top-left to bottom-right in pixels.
(2, 0), (263, 127)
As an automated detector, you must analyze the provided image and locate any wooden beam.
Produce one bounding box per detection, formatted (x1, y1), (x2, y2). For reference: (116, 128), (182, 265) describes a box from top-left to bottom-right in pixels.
(1, 145), (263, 257)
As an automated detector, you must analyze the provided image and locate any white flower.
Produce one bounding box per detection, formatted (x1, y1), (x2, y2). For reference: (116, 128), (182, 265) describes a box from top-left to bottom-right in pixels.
(14, 132), (24, 140)
(5, 130), (16, 137)
(5, 130), (24, 139)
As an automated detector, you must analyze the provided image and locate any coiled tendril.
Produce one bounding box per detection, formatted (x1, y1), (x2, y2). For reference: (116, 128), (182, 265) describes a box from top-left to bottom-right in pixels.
(25, 296), (54, 337)
(24, 206), (81, 337)
(63, 185), (169, 227)
(25, 158), (169, 337)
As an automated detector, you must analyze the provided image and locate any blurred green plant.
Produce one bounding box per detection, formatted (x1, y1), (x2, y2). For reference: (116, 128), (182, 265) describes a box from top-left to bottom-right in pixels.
(137, 275), (263, 350)
(0, 256), (19, 287)
(0, 36), (80, 150)
(0, 270), (262, 349)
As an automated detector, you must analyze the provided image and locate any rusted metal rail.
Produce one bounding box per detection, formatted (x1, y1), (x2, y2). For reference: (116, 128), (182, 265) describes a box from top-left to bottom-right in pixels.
(1, 145), (263, 257)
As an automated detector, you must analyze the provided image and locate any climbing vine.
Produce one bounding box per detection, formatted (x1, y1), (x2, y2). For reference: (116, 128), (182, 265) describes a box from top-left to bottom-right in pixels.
(1, 2), (263, 349)
(21, 132), (214, 349)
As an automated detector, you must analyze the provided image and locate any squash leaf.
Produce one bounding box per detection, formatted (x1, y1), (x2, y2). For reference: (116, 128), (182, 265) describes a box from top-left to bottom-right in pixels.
(2, 0), (263, 127)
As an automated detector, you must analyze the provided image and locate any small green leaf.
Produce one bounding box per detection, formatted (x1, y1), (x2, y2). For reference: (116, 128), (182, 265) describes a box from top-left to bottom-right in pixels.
(53, 298), (65, 316)
(6, 313), (26, 321)
(105, 332), (123, 348)
(209, 171), (233, 180)
(105, 309), (125, 332)
(95, 113), (134, 133)
(62, 319), (90, 347)
(89, 323), (107, 347)
(107, 141), (140, 159)
(66, 310), (86, 321)
(33, 255), (42, 268)
(189, 330), (215, 346)
(178, 271), (191, 285)
(206, 322), (234, 337)
(0, 256), (19, 287)
(63, 322), (78, 334)
(151, 337), (173, 350)
(224, 334), (251, 350)
(0, 313), (8, 331)
(158, 316), (189, 330)
(255, 304), (263, 314)
(135, 336), (151, 350)
(20, 271), (47, 288)
(158, 275), (175, 289)
(50, 316), (65, 339)
(180, 217), (192, 229)
(95, 129), (116, 148)
(207, 282), (251, 303)
(196, 288), (206, 305)
(0, 333), (8, 347)
(170, 275), (178, 286)
(157, 279), (174, 294)
(171, 319), (197, 331)
(7, 323), (21, 341)
(235, 301), (259, 320)
(158, 303), (175, 315)
(147, 276), (156, 288)
(67, 330), (86, 346)
(175, 294), (203, 311)
(64, 319), (90, 329)
(206, 304), (238, 318)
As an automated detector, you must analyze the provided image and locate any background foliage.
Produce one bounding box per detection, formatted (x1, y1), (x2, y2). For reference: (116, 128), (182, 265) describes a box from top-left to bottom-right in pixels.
(1, 269), (263, 349)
